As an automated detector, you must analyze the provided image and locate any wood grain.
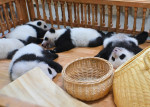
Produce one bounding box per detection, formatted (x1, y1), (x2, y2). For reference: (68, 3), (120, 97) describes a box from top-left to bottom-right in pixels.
(0, 67), (89, 107)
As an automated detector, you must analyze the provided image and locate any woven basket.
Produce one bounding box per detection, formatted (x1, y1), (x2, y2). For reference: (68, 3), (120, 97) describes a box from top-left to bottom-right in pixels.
(62, 57), (113, 101)
(113, 46), (150, 107)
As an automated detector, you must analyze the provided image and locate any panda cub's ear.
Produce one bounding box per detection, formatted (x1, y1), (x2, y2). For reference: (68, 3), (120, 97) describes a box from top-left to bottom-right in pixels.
(37, 21), (42, 26)
(49, 28), (55, 33)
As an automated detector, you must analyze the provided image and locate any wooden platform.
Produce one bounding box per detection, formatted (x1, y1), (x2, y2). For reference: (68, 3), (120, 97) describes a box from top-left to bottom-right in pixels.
(0, 43), (150, 107)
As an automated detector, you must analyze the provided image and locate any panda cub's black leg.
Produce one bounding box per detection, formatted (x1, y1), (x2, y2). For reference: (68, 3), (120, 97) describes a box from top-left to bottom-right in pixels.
(52, 42), (75, 53)
(88, 37), (103, 47)
(27, 37), (43, 44)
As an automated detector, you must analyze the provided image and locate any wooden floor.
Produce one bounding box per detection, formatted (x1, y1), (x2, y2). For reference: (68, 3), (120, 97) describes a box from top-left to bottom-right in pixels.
(0, 42), (150, 107)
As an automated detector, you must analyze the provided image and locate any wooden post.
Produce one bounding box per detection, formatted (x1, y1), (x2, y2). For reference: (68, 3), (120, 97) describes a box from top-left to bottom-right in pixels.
(26, 0), (35, 21)
(18, 0), (29, 23)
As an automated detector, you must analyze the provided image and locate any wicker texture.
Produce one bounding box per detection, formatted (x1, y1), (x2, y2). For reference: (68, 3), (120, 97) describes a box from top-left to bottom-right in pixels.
(113, 46), (150, 107)
(62, 57), (113, 101)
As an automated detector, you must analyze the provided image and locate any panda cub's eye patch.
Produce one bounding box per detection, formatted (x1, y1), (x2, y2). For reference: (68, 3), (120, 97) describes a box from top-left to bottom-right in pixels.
(119, 54), (126, 60)
(45, 37), (48, 41)
(44, 25), (47, 28)
(112, 56), (115, 61)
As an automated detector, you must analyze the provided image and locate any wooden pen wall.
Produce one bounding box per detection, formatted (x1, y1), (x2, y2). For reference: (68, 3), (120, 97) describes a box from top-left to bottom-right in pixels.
(1, 0), (150, 36)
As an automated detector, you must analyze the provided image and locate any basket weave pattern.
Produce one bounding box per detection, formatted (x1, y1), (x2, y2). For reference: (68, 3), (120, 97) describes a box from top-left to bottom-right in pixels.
(113, 46), (150, 107)
(62, 57), (113, 101)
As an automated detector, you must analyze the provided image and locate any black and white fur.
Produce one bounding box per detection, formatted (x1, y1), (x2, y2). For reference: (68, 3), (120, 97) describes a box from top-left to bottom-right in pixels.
(6, 20), (48, 44)
(0, 38), (26, 59)
(95, 31), (148, 69)
(41, 27), (105, 53)
(9, 43), (62, 81)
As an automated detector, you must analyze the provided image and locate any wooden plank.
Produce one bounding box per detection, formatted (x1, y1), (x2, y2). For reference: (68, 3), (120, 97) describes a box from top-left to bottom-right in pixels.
(0, 94), (42, 107)
(0, 67), (89, 107)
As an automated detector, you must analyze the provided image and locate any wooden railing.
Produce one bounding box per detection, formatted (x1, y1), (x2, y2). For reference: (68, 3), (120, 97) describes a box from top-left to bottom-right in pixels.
(0, 0), (150, 36)
(0, 0), (28, 36)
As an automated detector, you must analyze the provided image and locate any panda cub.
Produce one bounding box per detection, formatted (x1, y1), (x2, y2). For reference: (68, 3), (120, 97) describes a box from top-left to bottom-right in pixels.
(6, 20), (48, 44)
(95, 31), (148, 69)
(0, 38), (25, 59)
(9, 43), (62, 81)
(42, 27), (105, 53)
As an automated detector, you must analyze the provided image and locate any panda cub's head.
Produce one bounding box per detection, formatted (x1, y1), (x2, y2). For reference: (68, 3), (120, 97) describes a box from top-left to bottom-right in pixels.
(108, 47), (134, 69)
(42, 28), (56, 48)
(27, 20), (48, 30)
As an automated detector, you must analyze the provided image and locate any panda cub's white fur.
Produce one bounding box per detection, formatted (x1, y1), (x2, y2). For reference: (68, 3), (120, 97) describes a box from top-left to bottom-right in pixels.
(6, 20), (48, 44)
(95, 32), (148, 69)
(70, 28), (103, 47)
(103, 33), (138, 48)
(42, 27), (104, 52)
(0, 38), (25, 59)
(9, 43), (62, 81)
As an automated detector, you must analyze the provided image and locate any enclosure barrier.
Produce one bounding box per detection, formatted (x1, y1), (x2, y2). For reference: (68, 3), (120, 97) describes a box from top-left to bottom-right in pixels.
(0, 0), (150, 36)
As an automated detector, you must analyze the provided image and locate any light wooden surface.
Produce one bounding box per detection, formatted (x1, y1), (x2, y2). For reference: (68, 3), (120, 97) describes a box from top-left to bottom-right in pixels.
(0, 43), (149, 107)
(0, 67), (89, 107)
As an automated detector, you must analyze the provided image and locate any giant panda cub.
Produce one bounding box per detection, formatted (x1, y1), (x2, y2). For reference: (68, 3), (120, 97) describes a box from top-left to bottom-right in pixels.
(6, 20), (48, 44)
(0, 38), (26, 59)
(9, 43), (62, 81)
(41, 27), (105, 53)
(95, 31), (148, 69)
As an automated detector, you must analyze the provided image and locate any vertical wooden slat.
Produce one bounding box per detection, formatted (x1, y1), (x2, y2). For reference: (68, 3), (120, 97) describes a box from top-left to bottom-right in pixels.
(34, 0), (41, 19)
(3, 4), (11, 32)
(0, 19), (4, 35)
(91, 4), (95, 27)
(99, 5), (103, 27)
(124, 7), (128, 31)
(141, 8), (147, 31)
(67, 3), (70, 23)
(60, 1), (66, 28)
(6, 5), (13, 27)
(9, 1), (16, 27)
(81, 4), (84, 25)
(88, 4), (91, 24)
(116, 6), (120, 31)
(47, 0), (53, 28)
(68, 2), (73, 27)
(15, 0), (23, 24)
(74, 3), (77, 23)
(102, 5), (105, 26)
(133, 7), (137, 32)
(54, 1), (60, 28)
(11, 2), (17, 24)
(95, 4), (98, 25)
(108, 5), (113, 29)
(0, 8), (5, 23)
(83, 4), (87, 27)
(26, 0), (35, 21)
(41, 0), (47, 21)
(18, 0), (29, 23)
(76, 3), (80, 26)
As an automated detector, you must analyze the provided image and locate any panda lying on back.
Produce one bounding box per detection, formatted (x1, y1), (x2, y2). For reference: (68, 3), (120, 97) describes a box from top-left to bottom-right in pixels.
(95, 31), (148, 69)
(6, 20), (48, 44)
(41, 27), (105, 53)
(9, 43), (62, 81)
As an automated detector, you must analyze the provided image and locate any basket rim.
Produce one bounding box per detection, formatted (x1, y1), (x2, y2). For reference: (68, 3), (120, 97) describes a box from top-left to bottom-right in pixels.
(62, 57), (114, 84)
